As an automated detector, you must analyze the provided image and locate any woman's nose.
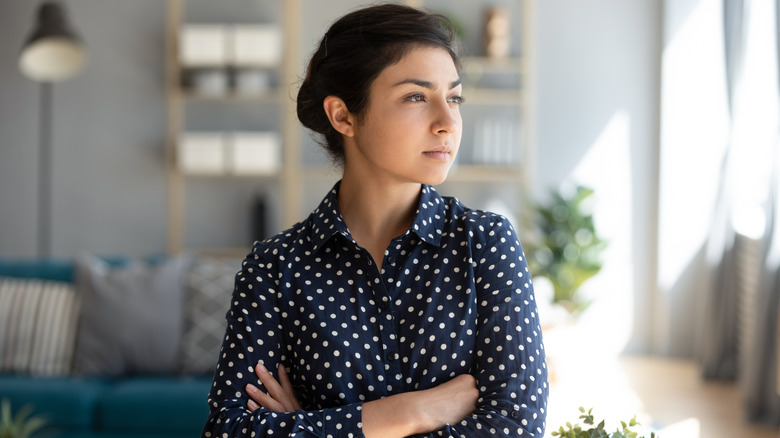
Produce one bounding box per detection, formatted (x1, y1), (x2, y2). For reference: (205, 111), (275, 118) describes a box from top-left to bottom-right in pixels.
(431, 100), (460, 135)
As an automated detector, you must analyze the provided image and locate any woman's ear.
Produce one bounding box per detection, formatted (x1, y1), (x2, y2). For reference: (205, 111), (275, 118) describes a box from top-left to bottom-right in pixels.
(323, 96), (355, 137)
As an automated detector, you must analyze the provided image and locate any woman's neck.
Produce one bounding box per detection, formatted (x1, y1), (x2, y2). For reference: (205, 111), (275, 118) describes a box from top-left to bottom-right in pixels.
(338, 174), (421, 267)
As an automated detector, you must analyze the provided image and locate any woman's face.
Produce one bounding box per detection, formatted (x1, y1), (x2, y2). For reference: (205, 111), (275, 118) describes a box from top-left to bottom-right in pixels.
(346, 45), (463, 186)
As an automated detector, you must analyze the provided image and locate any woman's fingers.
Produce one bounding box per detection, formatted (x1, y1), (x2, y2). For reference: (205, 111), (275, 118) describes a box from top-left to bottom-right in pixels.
(278, 364), (302, 411)
(246, 362), (301, 413)
(246, 382), (285, 412)
(255, 363), (294, 411)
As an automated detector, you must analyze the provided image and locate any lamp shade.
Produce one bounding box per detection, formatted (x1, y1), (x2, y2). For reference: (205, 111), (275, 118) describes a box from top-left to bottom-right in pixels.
(19, 2), (86, 82)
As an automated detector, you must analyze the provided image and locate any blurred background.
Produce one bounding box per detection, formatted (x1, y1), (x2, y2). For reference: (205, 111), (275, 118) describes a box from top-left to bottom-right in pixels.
(1, 0), (779, 437)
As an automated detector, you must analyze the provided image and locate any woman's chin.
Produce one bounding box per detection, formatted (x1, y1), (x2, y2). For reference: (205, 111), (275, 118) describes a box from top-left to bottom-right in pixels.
(421, 170), (451, 186)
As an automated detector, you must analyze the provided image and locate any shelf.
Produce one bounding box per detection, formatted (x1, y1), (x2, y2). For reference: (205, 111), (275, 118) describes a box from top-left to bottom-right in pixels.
(182, 91), (281, 103)
(462, 87), (527, 106)
(180, 170), (283, 179)
(180, 62), (281, 70)
(301, 164), (523, 183)
(449, 164), (524, 182)
(461, 56), (527, 73)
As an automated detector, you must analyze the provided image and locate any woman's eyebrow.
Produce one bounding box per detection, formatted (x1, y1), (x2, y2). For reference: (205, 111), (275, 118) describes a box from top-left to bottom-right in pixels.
(392, 78), (463, 89)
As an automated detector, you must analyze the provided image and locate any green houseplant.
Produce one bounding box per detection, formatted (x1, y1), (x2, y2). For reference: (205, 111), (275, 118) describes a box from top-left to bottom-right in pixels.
(526, 185), (607, 316)
(0, 399), (47, 438)
(552, 407), (658, 438)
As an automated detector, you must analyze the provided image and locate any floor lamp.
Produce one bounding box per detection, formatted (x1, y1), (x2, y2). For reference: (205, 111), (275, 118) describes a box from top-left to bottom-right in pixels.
(18, 1), (86, 257)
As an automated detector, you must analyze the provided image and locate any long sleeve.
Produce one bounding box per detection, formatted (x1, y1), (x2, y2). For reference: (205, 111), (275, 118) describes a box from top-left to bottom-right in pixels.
(201, 245), (366, 438)
(465, 217), (547, 435)
(411, 215), (548, 437)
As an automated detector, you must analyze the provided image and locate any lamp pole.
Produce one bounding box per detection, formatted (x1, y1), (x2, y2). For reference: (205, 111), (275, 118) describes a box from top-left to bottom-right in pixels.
(38, 82), (52, 257)
(19, 1), (86, 257)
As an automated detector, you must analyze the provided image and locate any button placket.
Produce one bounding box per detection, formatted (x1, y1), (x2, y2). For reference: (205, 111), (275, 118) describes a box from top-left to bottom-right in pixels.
(380, 250), (407, 392)
(359, 249), (401, 396)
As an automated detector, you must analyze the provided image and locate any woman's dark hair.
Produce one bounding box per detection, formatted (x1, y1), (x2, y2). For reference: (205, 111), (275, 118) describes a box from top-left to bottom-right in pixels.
(296, 3), (460, 165)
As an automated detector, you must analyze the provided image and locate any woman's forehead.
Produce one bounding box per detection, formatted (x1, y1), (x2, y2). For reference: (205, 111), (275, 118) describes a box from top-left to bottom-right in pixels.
(375, 46), (460, 87)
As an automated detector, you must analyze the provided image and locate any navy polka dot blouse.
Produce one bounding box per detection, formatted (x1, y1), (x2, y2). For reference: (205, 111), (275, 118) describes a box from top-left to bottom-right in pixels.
(202, 182), (548, 437)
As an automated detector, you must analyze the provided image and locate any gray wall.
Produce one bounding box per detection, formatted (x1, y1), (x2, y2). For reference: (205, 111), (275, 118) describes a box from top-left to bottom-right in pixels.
(0, 1), (663, 353)
(0, 0), (167, 257)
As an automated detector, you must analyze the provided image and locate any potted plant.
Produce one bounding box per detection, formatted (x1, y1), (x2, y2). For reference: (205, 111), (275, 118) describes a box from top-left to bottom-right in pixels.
(0, 399), (47, 438)
(552, 407), (658, 438)
(526, 184), (607, 317)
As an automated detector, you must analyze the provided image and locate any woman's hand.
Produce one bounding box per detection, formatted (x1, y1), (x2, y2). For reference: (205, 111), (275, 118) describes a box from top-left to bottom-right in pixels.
(409, 374), (479, 432)
(245, 363), (302, 413)
(244, 366), (478, 437)
(362, 373), (479, 437)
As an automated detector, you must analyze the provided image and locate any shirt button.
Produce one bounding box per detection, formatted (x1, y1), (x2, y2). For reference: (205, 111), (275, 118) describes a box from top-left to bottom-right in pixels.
(387, 256), (396, 264)
(386, 352), (398, 362)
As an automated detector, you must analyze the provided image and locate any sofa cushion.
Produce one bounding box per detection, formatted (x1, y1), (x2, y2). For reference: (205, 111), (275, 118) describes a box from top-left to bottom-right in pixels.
(0, 277), (80, 375)
(180, 256), (240, 375)
(73, 253), (191, 376)
(98, 376), (211, 434)
(0, 374), (107, 429)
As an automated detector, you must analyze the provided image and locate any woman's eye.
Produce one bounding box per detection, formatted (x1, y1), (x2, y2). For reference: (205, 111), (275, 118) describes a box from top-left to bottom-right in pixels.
(448, 95), (465, 105)
(406, 94), (425, 103)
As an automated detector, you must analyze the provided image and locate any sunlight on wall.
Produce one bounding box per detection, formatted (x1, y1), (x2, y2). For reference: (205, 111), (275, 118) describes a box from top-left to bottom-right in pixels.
(570, 109), (634, 357)
(538, 111), (641, 434)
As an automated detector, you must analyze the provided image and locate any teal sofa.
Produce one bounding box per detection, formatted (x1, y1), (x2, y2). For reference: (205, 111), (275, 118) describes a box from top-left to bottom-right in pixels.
(0, 375), (210, 438)
(0, 256), (233, 438)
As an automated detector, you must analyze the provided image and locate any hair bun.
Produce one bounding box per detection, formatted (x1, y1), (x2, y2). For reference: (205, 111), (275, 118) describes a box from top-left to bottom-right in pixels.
(296, 78), (330, 135)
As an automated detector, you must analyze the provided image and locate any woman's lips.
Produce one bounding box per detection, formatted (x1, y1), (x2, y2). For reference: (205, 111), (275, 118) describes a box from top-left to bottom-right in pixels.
(423, 148), (451, 161)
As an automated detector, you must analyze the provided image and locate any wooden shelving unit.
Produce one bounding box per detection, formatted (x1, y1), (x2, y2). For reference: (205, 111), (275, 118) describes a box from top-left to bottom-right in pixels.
(165, 0), (302, 255)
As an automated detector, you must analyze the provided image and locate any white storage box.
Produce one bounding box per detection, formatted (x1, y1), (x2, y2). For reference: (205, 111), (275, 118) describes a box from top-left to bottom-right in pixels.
(180, 25), (228, 66)
(230, 132), (281, 175)
(231, 25), (282, 67)
(179, 132), (226, 174)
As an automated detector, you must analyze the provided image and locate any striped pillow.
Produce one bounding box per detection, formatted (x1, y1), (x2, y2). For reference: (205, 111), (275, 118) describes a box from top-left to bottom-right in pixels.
(0, 277), (81, 375)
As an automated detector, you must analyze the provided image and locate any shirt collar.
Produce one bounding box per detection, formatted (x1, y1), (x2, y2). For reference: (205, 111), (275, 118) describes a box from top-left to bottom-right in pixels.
(308, 181), (447, 253)
(408, 184), (446, 247)
(307, 181), (351, 253)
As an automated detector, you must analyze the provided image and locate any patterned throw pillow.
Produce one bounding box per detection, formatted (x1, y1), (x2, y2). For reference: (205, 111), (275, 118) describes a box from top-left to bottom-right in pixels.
(180, 256), (241, 375)
(0, 277), (81, 375)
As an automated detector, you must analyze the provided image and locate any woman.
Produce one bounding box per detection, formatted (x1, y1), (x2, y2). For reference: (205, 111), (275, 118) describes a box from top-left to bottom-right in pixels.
(202, 4), (548, 437)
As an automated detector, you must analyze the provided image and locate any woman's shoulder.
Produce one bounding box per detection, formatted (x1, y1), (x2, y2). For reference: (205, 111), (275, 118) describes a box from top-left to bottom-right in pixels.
(244, 183), (344, 266)
(244, 218), (313, 265)
(442, 195), (517, 233)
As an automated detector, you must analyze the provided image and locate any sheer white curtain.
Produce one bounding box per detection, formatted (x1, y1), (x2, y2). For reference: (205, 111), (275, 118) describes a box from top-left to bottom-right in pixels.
(735, 0), (780, 422)
(696, 0), (780, 423)
(696, 0), (746, 381)
(659, 0), (780, 423)
(658, 0), (731, 358)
